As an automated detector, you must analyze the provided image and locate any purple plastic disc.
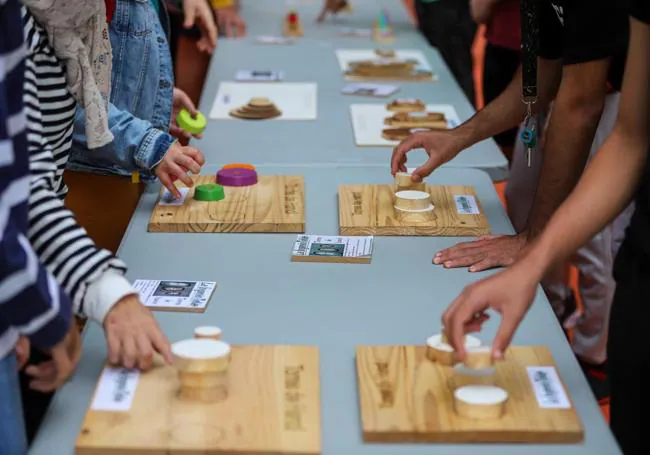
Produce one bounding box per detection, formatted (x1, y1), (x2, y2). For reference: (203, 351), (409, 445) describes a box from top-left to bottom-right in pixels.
(216, 167), (258, 187)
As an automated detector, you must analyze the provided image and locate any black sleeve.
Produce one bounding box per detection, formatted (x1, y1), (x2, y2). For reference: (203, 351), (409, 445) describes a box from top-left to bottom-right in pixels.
(537, 1), (564, 60)
(562, 0), (628, 65)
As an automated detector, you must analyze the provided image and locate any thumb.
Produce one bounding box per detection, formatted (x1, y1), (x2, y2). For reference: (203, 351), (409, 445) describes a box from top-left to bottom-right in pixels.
(183, 6), (196, 29)
(492, 311), (520, 360)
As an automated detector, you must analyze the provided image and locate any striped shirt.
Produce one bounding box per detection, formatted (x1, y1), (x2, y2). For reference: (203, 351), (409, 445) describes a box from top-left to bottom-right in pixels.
(0, 0), (71, 359)
(23, 8), (136, 324)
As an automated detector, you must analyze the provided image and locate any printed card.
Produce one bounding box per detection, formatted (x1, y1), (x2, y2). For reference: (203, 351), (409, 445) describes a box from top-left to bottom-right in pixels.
(133, 280), (217, 312)
(341, 83), (399, 98)
(236, 70), (284, 82)
(291, 235), (373, 263)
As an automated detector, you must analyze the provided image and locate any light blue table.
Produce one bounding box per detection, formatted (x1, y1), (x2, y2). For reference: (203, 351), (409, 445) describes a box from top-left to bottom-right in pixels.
(196, 0), (508, 181)
(29, 166), (618, 455)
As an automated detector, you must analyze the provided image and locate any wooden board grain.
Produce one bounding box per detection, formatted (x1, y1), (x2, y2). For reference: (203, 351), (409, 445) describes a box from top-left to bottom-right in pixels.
(355, 345), (583, 444)
(77, 345), (321, 455)
(338, 184), (490, 236)
(148, 175), (305, 233)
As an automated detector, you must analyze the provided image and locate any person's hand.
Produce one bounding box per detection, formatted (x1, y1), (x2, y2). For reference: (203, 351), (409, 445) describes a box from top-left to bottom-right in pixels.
(442, 262), (539, 362)
(24, 324), (82, 392)
(170, 88), (202, 141)
(15, 336), (30, 370)
(434, 233), (529, 272)
(390, 130), (463, 182)
(103, 294), (172, 370)
(214, 7), (246, 38)
(155, 142), (205, 198)
(470, 0), (499, 24)
(182, 0), (218, 53)
(317, 0), (349, 22)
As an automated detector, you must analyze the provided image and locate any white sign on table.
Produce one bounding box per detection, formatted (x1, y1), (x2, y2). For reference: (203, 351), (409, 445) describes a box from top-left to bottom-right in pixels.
(335, 49), (433, 74)
(209, 82), (318, 120)
(133, 279), (217, 312)
(349, 104), (462, 147)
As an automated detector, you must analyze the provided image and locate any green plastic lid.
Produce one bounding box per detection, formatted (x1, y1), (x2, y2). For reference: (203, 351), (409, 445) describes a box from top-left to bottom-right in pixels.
(194, 183), (225, 201)
(176, 108), (207, 135)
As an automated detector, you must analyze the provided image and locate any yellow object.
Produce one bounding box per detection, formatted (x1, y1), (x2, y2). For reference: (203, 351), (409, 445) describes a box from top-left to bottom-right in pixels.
(131, 172), (140, 183)
(210, 0), (234, 8)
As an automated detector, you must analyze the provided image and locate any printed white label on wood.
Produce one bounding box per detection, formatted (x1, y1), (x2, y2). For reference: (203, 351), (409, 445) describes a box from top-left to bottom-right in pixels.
(527, 366), (571, 409)
(292, 235), (373, 258)
(91, 367), (140, 412)
(454, 195), (480, 215)
(133, 279), (217, 310)
(158, 187), (189, 206)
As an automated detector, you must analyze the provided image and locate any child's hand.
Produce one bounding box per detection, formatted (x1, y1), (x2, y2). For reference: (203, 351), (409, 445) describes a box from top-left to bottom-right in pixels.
(171, 88), (202, 140)
(155, 142), (205, 198)
(317, 0), (349, 22)
(15, 336), (30, 370)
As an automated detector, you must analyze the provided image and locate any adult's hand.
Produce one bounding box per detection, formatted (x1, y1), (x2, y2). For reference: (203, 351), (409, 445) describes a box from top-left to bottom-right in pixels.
(434, 233), (529, 272)
(25, 324), (82, 392)
(182, 0), (218, 53)
(103, 295), (172, 370)
(442, 262), (539, 361)
(390, 130), (463, 181)
(316, 0), (350, 22)
(215, 7), (246, 38)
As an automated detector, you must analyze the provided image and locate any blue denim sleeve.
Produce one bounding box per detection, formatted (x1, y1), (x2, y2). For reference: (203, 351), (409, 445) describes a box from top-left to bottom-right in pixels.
(71, 101), (175, 175)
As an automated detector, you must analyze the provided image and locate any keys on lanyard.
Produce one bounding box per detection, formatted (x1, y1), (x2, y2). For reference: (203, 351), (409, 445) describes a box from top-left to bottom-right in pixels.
(520, 99), (537, 167)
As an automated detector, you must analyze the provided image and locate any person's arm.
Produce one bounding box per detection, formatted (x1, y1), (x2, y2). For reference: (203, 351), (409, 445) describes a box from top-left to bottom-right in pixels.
(523, 60), (609, 238)
(470, 0), (499, 24)
(442, 16), (650, 358)
(524, 16), (650, 275)
(72, 101), (175, 175)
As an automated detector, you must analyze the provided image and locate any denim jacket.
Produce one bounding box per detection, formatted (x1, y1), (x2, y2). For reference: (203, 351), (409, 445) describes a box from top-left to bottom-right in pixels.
(68, 0), (175, 179)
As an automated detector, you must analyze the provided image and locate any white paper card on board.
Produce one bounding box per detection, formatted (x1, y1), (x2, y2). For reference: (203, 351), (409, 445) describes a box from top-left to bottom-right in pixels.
(209, 82), (317, 120)
(349, 104), (461, 147)
(158, 187), (189, 206)
(340, 27), (372, 37)
(454, 195), (480, 215)
(236, 70), (284, 82)
(91, 367), (140, 412)
(341, 83), (399, 98)
(133, 280), (217, 310)
(256, 35), (293, 45)
(335, 49), (432, 72)
(527, 366), (571, 409)
(292, 235), (373, 258)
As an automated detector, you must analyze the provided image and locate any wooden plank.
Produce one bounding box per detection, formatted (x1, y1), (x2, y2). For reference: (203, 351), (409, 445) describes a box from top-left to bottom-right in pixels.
(76, 345), (321, 455)
(355, 345), (584, 444)
(148, 175), (305, 233)
(338, 184), (490, 236)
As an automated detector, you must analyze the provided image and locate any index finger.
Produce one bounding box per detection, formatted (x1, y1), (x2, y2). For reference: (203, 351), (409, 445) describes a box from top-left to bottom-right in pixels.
(149, 327), (172, 364)
(183, 147), (206, 166)
(183, 4), (197, 29)
(446, 290), (488, 361)
(390, 135), (421, 175)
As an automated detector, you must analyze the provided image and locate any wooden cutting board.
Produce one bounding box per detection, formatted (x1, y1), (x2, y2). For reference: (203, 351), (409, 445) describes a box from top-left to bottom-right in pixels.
(338, 184), (490, 236)
(76, 345), (321, 455)
(355, 345), (583, 444)
(148, 175), (305, 233)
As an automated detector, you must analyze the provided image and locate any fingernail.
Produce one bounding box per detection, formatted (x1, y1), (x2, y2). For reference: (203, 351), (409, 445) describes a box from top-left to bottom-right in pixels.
(469, 266), (475, 272)
(493, 349), (503, 359)
(433, 257), (440, 264)
(444, 262), (451, 268)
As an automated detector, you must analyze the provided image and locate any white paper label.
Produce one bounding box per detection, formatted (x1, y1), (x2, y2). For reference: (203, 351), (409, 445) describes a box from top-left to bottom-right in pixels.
(527, 366), (571, 409)
(340, 27), (372, 37)
(91, 367), (140, 412)
(235, 70), (284, 82)
(292, 235), (373, 258)
(159, 187), (189, 206)
(341, 83), (398, 97)
(454, 195), (480, 215)
(256, 35), (292, 44)
(133, 280), (217, 310)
